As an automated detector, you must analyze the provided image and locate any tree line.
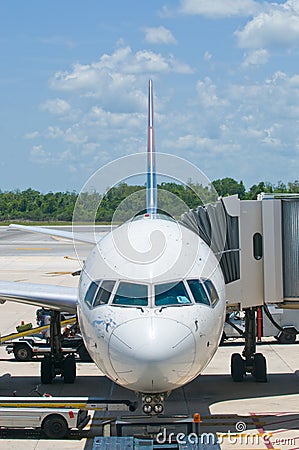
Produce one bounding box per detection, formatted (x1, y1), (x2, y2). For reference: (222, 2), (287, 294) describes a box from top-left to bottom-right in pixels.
(0, 178), (298, 222)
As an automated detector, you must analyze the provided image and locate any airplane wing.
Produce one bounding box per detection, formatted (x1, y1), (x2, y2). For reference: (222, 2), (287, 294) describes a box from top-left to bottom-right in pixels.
(9, 224), (96, 244)
(0, 281), (77, 313)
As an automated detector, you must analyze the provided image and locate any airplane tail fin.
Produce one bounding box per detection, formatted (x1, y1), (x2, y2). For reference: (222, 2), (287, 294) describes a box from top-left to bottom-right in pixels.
(146, 79), (158, 216)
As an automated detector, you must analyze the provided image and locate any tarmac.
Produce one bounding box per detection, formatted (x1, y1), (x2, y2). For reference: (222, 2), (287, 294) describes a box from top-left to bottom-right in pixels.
(0, 226), (298, 449)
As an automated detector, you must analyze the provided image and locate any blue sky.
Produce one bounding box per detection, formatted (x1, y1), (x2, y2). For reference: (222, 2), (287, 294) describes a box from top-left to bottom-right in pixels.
(1, 0), (299, 192)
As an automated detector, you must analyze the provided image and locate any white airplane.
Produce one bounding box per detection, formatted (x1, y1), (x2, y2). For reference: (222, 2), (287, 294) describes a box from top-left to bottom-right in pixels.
(0, 81), (226, 414)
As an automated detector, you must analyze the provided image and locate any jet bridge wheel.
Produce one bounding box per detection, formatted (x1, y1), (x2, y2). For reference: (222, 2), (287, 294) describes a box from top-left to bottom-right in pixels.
(277, 327), (297, 344)
(252, 353), (267, 382)
(231, 353), (245, 382)
(62, 354), (76, 383)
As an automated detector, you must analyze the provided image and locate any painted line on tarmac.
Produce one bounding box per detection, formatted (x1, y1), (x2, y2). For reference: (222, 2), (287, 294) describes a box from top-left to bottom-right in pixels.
(250, 413), (276, 450)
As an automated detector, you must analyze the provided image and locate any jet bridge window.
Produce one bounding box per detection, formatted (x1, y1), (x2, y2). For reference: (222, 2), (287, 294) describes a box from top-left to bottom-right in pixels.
(253, 232), (263, 260)
(112, 282), (148, 307)
(187, 279), (210, 306)
(155, 281), (192, 307)
(93, 280), (115, 307)
(204, 280), (219, 306)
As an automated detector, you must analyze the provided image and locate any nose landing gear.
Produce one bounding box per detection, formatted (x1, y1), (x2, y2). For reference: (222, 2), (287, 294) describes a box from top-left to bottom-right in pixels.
(231, 307), (267, 383)
(40, 310), (76, 384)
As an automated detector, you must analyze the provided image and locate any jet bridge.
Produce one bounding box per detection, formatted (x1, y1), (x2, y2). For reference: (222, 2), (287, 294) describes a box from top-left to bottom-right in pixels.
(182, 193), (299, 310)
(181, 193), (299, 382)
(225, 193), (299, 310)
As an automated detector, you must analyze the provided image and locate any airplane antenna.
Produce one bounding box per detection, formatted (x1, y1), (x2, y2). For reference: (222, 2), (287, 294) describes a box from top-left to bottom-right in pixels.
(146, 79), (157, 216)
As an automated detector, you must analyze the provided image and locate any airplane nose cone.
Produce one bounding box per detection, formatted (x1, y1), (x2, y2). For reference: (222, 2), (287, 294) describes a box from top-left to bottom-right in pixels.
(108, 317), (195, 392)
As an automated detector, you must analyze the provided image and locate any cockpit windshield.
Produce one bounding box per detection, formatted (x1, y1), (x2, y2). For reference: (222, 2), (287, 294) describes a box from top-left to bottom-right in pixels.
(84, 278), (218, 309)
(93, 280), (115, 307)
(112, 281), (148, 307)
(204, 279), (219, 306)
(154, 281), (192, 307)
(84, 280), (115, 308)
(187, 279), (210, 305)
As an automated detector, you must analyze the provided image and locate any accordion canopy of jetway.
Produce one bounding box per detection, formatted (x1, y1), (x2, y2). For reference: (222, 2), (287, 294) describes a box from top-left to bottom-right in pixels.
(181, 200), (240, 285)
(182, 194), (299, 309)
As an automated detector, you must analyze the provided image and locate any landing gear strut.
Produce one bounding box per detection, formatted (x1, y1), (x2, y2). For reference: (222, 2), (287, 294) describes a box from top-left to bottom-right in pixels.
(40, 310), (76, 384)
(231, 307), (267, 383)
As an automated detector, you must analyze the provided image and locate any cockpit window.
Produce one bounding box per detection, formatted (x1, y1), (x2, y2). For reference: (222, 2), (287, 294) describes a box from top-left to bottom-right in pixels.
(93, 280), (115, 307)
(112, 282), (148, 307)
(187, 279), (210, 306)
(155, 281), (192, 307)
(84, 281), (100, 308)
(204, 279), (219, 306)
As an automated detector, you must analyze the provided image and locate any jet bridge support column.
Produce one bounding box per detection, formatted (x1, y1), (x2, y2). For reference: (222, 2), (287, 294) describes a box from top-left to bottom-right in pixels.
(40, 310), (76, 385)
(231, 307), (267, 383)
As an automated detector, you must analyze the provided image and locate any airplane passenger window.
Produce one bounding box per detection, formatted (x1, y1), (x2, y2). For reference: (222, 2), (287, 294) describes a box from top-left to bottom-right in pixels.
(93, 280), (115, 307)
(155, 281), (192, 307)
(112, 282), (148, 307)
(84, 281), (100, 307)
(204, 280), (219, 306)
(187, 280), (210, 306)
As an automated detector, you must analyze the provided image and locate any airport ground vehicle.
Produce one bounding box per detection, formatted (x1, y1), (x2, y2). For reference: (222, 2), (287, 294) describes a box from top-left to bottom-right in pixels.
(0, 406), (89, 438)
(5, 335), (92, 361)
(1, 309), (92, 362)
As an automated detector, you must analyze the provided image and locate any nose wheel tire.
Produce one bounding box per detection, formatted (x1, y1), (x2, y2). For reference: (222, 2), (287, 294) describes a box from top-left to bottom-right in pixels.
(62, 354), (76, 383)
(41, 356), (55, 384)
(231, 353), (245, 382)
(252, 353), (267, 382)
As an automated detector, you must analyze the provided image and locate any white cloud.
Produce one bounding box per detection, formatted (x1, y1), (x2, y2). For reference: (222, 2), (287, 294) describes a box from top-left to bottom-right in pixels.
(30, 145), (51, 164)
(175, 0), (261, 18)
(144, 26), (177, 45)
(43, 125), (88, 144)
(262, 125), (282, 146)
(24, 131), (40, 139)
(50, 46), (193, 106)
(64, 126), (88, 144)
(204, 51), (212, 61)
(81, 142), (100, 156)
(127, 50), (174, 73)
(242, 49), (269, 67)
(236, 1), (299, 49)
(226, 72), (299, 140)
(45, 126), (64, 139)
(40, 98), (71, 115)
(30, 35), (299, 186)
(40, 35), (76, 49)
(157, 69), (299, 184)
(88, 106), (143, 129)
(196, 77), (227, 108)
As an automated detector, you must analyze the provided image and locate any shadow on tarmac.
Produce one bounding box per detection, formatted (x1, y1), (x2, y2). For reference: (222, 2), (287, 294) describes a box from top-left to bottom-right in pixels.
(0, 371), (297, 445)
